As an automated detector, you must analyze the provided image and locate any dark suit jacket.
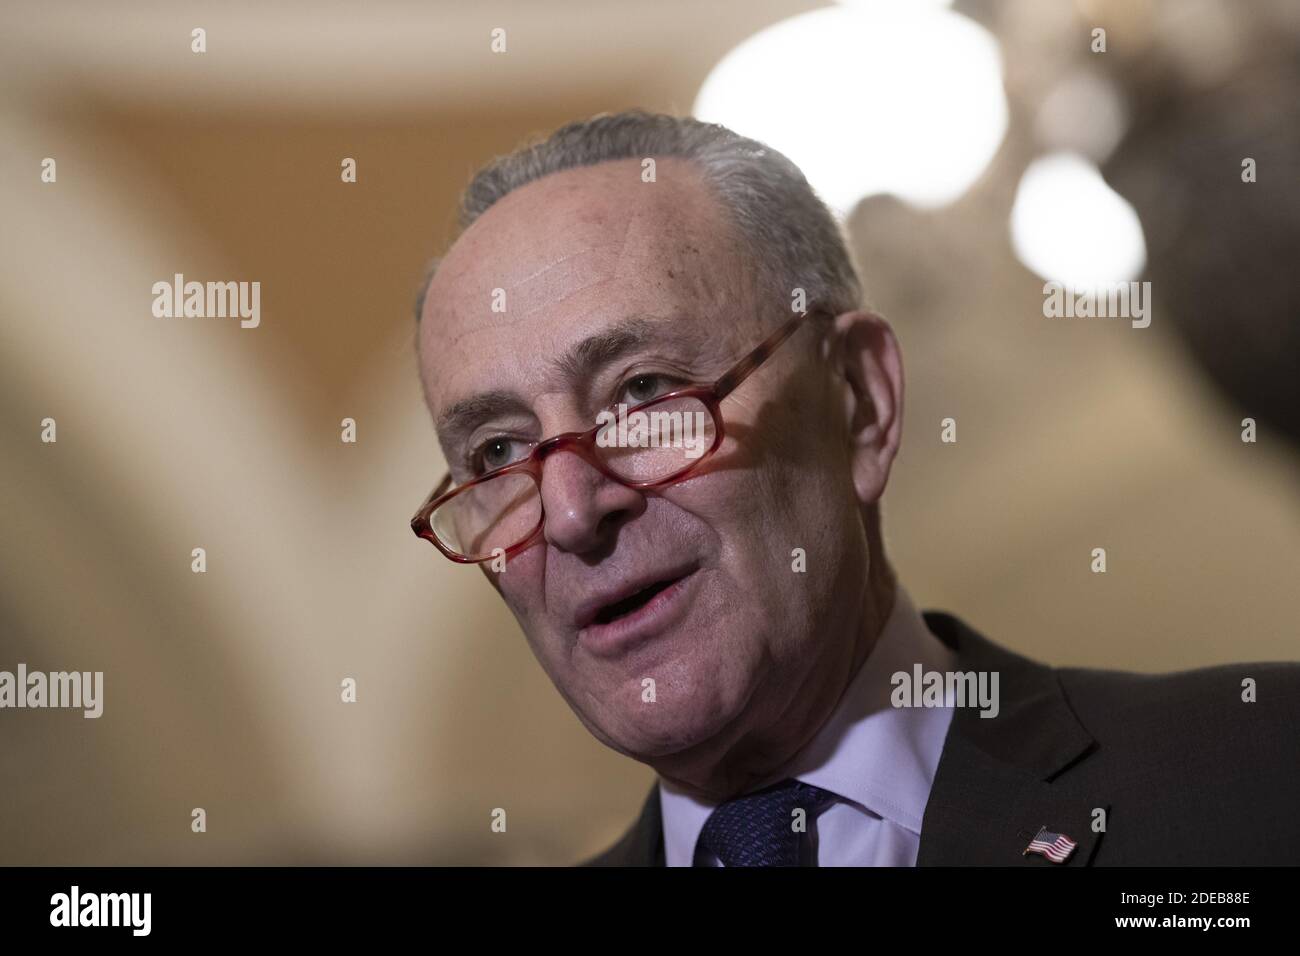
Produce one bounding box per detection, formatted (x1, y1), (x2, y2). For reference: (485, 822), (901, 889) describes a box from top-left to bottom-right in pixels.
(584, 611), (1300, 866)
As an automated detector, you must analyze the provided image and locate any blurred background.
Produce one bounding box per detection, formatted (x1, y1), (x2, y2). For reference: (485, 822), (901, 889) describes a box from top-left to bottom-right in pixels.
(1, 0), (1296, 865)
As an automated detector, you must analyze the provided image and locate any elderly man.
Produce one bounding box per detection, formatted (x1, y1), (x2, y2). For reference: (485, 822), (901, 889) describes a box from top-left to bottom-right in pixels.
(411, 110), (1300, 866)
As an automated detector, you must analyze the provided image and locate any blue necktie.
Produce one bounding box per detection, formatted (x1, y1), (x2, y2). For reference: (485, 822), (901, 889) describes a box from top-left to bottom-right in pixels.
(697, 778), (838, 866)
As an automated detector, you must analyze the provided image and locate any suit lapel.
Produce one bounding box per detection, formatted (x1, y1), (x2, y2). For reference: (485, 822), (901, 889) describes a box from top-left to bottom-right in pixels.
(629, 786), (666, 866)
(917, 613), (1107, 866)
(585, 785), (665, 866)
(590, 612), (1107, 867)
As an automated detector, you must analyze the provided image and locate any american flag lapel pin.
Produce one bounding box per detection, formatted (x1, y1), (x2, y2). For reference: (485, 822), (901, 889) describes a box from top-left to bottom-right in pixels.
(1023, 825), (1078, 864)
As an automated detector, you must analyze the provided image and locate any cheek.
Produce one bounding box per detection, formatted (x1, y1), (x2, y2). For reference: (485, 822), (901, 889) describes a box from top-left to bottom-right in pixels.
(671, 431), (854, 616)
(663, 467), (804, 603)
(493, 545), (547, 622)
(704, 431), (827, 531)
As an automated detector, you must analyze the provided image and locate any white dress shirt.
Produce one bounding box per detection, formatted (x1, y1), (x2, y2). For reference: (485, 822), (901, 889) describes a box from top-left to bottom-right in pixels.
(658, 586), (958, 866)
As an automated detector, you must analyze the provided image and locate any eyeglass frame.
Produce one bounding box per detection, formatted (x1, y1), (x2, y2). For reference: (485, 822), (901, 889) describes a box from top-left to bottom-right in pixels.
(411, 306), (829, 564)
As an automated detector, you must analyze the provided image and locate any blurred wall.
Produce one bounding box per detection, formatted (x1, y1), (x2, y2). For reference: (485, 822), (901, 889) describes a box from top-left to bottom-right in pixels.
(1, 0), (1296, 865)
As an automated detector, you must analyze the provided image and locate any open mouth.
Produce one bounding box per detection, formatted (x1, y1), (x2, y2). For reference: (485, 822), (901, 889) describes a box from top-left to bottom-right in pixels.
(593, 575), (684, 625)
(574, 563), (702, 656)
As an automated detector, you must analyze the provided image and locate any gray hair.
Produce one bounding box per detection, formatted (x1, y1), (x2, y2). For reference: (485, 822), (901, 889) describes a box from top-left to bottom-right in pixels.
(414, 109), (863, 323)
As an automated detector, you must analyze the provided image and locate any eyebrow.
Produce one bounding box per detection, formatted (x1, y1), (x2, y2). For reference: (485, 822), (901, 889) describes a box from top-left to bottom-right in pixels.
(550, 315), (679, 383)
(435, 313), (707, 452)
(436, 389), (531, 454)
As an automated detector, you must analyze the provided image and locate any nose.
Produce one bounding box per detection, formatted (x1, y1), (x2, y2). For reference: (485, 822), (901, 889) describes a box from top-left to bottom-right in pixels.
(538, 449), (644, 554)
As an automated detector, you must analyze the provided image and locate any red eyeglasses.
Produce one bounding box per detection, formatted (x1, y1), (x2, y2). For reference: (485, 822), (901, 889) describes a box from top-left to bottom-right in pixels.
(411, 308), (826, 563)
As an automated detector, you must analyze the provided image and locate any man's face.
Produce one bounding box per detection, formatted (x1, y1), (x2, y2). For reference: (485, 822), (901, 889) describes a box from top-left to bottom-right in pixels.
(417, 158), (870, 768)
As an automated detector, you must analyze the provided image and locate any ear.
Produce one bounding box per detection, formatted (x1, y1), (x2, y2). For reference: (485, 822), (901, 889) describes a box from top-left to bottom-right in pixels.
(831, 310), (904, 505)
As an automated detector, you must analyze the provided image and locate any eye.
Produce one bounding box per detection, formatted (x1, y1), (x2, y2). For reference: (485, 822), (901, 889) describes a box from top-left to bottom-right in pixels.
(471, 435), (529, 475)
(620, 372), (678, 406)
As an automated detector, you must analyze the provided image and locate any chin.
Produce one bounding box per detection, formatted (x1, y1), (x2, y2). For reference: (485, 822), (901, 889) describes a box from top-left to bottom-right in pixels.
(593, 682), (743, 761)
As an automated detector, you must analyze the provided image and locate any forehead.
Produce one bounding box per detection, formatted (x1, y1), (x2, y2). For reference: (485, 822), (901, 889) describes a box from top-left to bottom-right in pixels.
(417, 156), (757, 417)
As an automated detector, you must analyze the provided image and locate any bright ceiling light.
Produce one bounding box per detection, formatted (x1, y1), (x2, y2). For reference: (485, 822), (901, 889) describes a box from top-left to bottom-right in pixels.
(693, 2), (1008, 217)
(1010, 152), (1147, 292)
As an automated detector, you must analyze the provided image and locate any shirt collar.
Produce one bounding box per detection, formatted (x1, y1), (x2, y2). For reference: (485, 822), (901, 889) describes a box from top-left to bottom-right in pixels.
(658, 585), (957, 866)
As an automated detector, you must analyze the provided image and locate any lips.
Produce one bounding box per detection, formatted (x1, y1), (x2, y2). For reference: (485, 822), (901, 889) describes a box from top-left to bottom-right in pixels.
(572, 562), (700, 632)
